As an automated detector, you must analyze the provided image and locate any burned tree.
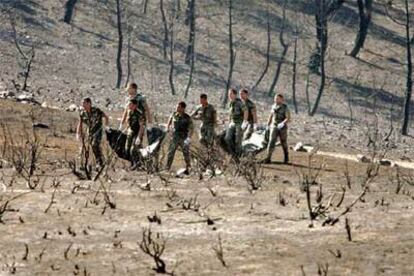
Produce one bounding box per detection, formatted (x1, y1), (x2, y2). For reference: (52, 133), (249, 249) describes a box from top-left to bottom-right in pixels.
(268, 0), (289, 97)
(252, 0), (272, 92)
(349, 0), (373, 58)
(222, 0), (236, 107)
(184, 0), (196, 98)
(307, 0), (344, 116)
(9, 16), (35, 92)
(115, 0), (123, 89)
(142, 0), (149, 14)
(168, 2), (177, 96)
(160, 0), (169, 60)
(308, 0), (344, 74)
(63, 0), (78, 24)
(184, 0), (196, 65)
(384, 0), (413, 135)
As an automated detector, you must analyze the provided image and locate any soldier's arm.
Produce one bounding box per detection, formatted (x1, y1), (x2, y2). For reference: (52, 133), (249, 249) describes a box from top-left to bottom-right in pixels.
(243, 105), (249, 122)
(213, 108), (218, 126)
(102, 112), (109, 126)
(267, 113), (273, 127)
(144, 102), (153, 124)
(166, 114), (173, 131)
(137, 119), (145, 142)
(252, 105), (258, 124)
(188, 118), (194, 138)
(76, 117), (83, 139)
(284, 109), (291, 124)
(120, 107), (128, 129)
(190, 106), (200, 119)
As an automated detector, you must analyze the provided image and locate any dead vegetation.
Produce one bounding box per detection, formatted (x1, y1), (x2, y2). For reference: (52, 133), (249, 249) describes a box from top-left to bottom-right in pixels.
(139, 227), (170, 274)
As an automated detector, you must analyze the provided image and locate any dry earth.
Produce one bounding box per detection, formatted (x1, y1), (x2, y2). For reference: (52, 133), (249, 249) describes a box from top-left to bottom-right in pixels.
(0, 99), (413, 276)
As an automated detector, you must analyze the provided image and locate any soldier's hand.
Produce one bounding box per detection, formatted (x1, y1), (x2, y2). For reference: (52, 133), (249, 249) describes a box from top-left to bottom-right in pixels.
(242, 121), (249, 130)
(277, 122), (285, 130)
(184, 137), (191, 146)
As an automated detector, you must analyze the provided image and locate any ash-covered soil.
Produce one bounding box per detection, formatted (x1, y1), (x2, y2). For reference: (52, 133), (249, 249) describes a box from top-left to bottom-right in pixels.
(0, 101), (413, 276)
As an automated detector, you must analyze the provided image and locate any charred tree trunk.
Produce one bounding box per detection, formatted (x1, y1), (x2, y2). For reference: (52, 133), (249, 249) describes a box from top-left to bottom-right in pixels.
(142, 0), (149, 14)
(308, 0), (344, 74)
(349, 0), (372, 58)
(292, 35), (298, 114)
(124, 33), (132, 87)
(185, 0), (196, 65)
(267, 0), (289, 97)
(115, 0), (123, 89)
(252, 0), (271, 92)
(168, 8), (176, 95)
(222, 0), (235, 107)
(184, 1), (197, 98)
(184, 38), (196, 98)
(22, 46), (35, 91)
(309, 0), (328, 116)
(63, 0), (78, 24)
(402, 0), (412, 135)
(160, 0), (168, 60)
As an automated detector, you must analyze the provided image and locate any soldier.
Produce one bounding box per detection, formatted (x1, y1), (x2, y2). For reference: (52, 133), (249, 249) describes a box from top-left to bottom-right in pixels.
(225, 88), (248, 157)
(239, 88), (258, 140)
(165, 101), (194, 171)
(120, 99), (145, 161)
(76, 97), (109, 168)
(191, 94), (217, 147)
(120, 83), (153, 143)
(263, 94), (291, 164)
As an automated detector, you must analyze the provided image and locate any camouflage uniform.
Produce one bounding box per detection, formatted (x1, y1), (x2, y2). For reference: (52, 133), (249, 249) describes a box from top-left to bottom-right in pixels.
(243, 98), (256, 140)
(265, 103), (290, 163)
(125, 108), (144, 159)
(79, 107), (105, 166)
(225, 98), (246, 156)
(125, 93), (147, 121)
(166, 112), (193, 170)
(192, 103), (217, 147)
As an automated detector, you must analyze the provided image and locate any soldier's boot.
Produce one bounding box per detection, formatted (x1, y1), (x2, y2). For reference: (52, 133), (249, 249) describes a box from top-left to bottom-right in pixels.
(284, 152), (289, 164)
(261, 157), (271, 164)
(282, 143), (289, 164)
(262, 148), (273, 164)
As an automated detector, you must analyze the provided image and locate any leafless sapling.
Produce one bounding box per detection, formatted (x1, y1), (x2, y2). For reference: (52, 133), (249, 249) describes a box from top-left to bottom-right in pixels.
(139, 228), (169, 274)
(212, 234), (227, 267)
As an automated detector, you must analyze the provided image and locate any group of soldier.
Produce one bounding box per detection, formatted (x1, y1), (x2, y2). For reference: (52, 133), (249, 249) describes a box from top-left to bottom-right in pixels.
(76, 83), (291, 172)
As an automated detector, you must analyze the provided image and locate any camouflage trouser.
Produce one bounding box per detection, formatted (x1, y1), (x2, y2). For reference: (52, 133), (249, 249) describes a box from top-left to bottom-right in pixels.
(243, 123), (254, 141)
(125, 130), (139, 160)
(199, 125), (215, 148)
(266, 126), (288, 161)
(224, 123), (243, 156)
(80, 132), (104, 167)
(166, 136), (191, 170)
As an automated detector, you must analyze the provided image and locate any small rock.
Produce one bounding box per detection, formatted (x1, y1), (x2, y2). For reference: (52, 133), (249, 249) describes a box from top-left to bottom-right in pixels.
(176, 168), (189, 178)
(0, 90), (14, 99)
(32, 123), (49, 129)
(41, 102), (49, 108)
(16, 93), (40, 105)
(293, 142), (309, 152)
(66, 104), (79, 112)
(378, 159), (394, 167)
(357, 154), (372, 163)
